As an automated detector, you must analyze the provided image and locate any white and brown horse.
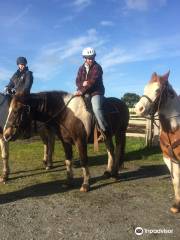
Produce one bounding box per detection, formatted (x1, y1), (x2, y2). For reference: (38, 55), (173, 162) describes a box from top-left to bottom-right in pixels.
(3, 91), (129, 192)
(0, 92), (55, 183)
(135, 71), (180, 213)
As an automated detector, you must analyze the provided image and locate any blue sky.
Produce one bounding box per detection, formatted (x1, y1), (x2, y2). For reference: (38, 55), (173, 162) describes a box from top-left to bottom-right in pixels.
(0, 0), (179, 97)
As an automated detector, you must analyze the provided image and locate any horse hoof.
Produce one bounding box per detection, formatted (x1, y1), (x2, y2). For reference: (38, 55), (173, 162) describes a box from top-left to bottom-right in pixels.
(0, 177), (5, 183)
(170, 206), (180, 214)
(103, 171), (112, 178)
(80, 184), (90, 192)
(112, 173), (120, 180)
(0, 175), (8, 183)
(45, 166), (52, 170)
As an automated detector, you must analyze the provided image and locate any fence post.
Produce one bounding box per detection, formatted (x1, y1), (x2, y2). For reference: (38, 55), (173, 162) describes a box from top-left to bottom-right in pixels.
(145, 118), (153, 147)
(145, 117), (160, 147)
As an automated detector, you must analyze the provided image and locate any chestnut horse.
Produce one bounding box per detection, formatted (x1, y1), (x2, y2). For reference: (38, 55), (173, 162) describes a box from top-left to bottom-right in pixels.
(3, 91), (129, 192)
(0, 92), (55, 183)
(135, 71), (180, 213)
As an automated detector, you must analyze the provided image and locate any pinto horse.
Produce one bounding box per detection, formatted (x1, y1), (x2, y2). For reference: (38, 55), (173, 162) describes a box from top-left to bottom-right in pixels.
(0, 92), (55, 182)
(3, 91), (129, 192)
(135, 71), (180, 213)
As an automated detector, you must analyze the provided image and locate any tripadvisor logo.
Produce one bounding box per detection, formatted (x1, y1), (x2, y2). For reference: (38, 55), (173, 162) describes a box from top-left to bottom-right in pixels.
(135, 227), (143, 236)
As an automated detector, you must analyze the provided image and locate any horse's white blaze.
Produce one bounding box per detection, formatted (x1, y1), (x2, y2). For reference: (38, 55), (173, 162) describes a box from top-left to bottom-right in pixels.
(3, 106), (12, 131)
(135, 82), (160, 116)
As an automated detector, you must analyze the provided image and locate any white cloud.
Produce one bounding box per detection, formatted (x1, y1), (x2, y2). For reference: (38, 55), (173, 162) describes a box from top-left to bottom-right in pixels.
(100, 21), (114, 27)
(124, 0), (167, 11)
(100, 34), (180, 69)
(72, 0), (92, 11)
(6, 4), (32, 26)
(32, 28), (105, 81)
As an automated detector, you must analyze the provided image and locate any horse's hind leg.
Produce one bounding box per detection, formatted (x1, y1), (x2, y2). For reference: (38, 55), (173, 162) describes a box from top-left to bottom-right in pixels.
(164, 157), (180, 213)
(40, 129), (55, 170)
(104, 137), (115, 178)
(0, 138), (9, 182)
(62, 142), (74, 186)
(115, 131), (126, 171)
(75, 139), (90, 192)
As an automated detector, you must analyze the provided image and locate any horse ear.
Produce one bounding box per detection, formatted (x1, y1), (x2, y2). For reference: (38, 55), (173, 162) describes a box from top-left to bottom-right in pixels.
(150, 72), (157, 82)
(152, 72), (157, 78)
(161, 70), (170, 82)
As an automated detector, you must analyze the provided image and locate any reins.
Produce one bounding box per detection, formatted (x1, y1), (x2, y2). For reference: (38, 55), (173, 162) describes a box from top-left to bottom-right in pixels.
(44, 95), (77, 124)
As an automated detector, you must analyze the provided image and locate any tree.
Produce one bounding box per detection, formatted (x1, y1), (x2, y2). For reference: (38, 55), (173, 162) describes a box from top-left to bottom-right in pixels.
(121, 93), (140, 108)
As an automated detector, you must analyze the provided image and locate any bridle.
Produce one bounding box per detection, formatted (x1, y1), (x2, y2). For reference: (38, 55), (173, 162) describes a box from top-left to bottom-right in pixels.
(7, 103), (31, 129)
(141, 82), (169, 121)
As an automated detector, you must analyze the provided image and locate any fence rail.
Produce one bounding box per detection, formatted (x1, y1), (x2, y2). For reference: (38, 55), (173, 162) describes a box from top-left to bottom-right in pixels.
(127, 108), (160, 147)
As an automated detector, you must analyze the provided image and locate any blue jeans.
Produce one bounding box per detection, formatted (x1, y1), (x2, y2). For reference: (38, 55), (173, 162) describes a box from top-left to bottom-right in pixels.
(91, 95), (108, 131)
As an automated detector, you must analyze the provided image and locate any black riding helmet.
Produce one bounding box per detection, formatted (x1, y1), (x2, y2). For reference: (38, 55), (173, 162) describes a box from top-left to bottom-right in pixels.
(16, 56), (27, 65)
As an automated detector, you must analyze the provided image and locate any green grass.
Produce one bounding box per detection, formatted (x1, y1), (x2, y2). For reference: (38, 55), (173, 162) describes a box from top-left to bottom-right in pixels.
(0, 137), (163, 195)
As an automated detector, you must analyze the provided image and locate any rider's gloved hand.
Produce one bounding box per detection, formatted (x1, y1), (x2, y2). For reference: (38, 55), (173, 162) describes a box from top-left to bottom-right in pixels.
(11, 88), (16, 95)
(4, 87), (16, 95)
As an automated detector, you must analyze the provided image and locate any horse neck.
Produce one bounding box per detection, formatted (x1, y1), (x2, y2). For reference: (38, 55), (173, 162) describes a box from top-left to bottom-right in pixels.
(0, 93), (10, 129)
(31, 92), (66, 122)
(159, 87), (180, 132)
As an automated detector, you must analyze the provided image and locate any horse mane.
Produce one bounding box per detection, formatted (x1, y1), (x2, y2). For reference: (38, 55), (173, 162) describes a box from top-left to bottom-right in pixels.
(14, 91), (71, 113)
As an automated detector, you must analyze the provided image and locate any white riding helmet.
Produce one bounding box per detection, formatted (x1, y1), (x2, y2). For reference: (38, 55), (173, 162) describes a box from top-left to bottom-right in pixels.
(82, 47), (96, 58)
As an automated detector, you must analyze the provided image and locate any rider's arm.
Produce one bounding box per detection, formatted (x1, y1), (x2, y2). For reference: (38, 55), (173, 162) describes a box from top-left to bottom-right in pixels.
(22, 71), (33, 94)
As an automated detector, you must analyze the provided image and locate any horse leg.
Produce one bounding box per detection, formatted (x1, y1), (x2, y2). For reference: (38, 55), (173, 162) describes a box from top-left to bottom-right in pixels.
(62, 141), (74, 186)
(115, 131), (126, 171)
(104, 137), (115, 178)
(0, 138), (9, 183)
(75, 139), (90, 192)
(40, 130), (55, 170)
(163, 157), (180, 213)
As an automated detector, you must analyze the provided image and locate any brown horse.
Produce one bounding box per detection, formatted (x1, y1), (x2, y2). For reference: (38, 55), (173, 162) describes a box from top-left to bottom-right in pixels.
(0, 92), (55, 182)
(135, 71), (180, 213)
(3, 91), (129, 192)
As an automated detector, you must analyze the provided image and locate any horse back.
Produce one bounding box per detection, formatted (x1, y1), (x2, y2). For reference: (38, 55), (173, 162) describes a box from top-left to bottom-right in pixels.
(104, 97), (129, 131)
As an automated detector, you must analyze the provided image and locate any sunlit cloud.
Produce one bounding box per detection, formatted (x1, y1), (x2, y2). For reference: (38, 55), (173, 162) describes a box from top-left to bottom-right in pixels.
(72, 0), (92, 11)
(100, 20), (114, 27)
(5, 4), (32, 26)
(32, 28), (105, 81)
(100, 34), (180, 69)
(124, 0), (167, 11)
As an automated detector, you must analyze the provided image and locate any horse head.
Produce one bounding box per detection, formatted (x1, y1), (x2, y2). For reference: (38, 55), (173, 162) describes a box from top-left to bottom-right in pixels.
(3, 93), (32, 141)
(135, 71), (170, 117)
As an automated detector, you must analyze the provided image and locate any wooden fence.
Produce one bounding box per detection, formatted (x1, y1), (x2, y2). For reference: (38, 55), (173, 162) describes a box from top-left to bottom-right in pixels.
(127, 108), (160, 147)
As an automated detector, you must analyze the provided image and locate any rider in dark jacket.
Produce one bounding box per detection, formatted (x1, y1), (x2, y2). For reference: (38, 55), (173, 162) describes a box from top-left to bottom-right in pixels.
(5, 56), (33, 95)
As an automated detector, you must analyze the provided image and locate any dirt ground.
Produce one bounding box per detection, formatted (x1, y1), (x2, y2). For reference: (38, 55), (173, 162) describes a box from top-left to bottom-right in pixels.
(0, 156), (180, 240)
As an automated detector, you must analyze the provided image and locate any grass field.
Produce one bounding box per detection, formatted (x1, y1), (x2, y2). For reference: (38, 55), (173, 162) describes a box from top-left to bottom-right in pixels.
(0, 137), (163, 195)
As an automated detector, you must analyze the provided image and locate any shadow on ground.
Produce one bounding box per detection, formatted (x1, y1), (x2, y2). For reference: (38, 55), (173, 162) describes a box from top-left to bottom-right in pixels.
(0, 162), (169, 205)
